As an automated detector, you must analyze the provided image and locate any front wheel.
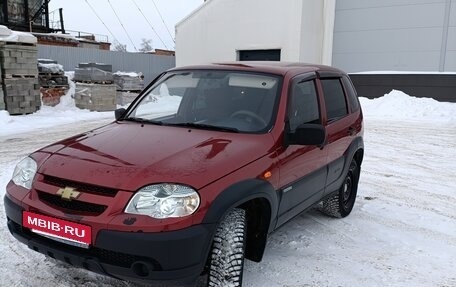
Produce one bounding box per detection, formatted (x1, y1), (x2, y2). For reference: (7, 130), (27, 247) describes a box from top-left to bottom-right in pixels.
(207, 208), (247, 287)
(320, 159), (360, 218)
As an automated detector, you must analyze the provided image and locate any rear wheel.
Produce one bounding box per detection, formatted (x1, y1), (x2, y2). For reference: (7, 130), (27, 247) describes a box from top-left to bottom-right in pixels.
(320, 159), (360, 218)
(207, 208), (247, 287)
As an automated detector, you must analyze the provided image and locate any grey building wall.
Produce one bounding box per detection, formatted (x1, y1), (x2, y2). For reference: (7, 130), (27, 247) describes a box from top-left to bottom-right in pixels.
(332, 0), (455, 72)
(37, 45), (176, 84)
(447, 0), (456, 70)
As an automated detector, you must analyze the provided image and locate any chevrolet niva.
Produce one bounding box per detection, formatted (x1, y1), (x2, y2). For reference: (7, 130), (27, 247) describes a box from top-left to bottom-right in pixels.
(5, 62), (363, 286)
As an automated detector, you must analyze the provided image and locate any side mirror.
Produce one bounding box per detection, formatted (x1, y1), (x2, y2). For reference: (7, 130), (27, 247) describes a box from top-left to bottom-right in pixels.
(115, 108), (126, 121)
(288, 124), (326, 146)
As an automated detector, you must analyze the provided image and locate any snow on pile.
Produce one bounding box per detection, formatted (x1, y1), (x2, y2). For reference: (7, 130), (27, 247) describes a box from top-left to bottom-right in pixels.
(360, 90), (456, 122)
(38, 63), (64, 73)
(0, 25), (37, 44)
(113, 71), (143, 78)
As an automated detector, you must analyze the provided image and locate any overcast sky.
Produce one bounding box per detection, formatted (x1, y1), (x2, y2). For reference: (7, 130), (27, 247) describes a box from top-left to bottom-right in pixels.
(48, 0), (204, 51)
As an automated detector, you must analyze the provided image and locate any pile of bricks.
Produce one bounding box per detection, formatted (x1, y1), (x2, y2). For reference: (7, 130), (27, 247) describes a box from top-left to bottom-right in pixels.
(0, 42), (40, 114)
(74, 63), (116, 111)
(113, 72), (144, 91)
(38, 59), (69, 107)
(74, 63), (113, 83)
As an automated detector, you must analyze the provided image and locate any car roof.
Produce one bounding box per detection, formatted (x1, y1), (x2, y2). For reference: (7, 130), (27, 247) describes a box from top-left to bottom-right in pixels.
(169, 61), (345, 77)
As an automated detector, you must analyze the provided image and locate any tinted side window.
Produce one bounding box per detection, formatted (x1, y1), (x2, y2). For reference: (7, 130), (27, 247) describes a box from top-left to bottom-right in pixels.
(321, 78), (348, 121)
(288, 79), (320, 131)
(342, 76), (360, 112)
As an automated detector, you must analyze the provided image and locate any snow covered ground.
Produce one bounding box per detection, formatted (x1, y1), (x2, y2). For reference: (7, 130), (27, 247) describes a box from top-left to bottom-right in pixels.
(0, 90), (455, 287)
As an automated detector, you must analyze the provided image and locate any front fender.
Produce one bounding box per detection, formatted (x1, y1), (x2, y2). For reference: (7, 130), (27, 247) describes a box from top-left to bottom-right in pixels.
(202, 178), (278, 233)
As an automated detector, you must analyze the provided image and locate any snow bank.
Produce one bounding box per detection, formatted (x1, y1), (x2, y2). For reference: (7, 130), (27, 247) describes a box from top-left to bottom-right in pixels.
(0, 110), (12, 125)
(360, 90), (456, 122)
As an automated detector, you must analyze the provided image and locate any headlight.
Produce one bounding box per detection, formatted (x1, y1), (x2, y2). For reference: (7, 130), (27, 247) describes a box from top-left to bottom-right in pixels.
(125, 184), (200, 219)
(12, 157), (37, 190)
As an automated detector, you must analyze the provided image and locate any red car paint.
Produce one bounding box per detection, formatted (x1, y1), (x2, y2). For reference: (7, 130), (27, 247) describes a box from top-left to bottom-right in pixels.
(5, 62), (364, 284)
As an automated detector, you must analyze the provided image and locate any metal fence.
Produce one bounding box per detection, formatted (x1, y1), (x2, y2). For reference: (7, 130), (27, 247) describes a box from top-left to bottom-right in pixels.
(37, 45), (176, 84)
(349, 74), (456, 103)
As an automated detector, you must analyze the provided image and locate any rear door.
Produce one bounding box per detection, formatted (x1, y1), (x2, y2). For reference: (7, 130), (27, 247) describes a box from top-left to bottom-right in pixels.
(318, 72), (359, 196)
(276, 73), (328, 227)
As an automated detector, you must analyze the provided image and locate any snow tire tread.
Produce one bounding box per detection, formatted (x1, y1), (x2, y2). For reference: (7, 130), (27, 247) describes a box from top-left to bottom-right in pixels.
(321, 193), (343, 218)
(320, 159), (359, 218)
(207, 208), (246, 287)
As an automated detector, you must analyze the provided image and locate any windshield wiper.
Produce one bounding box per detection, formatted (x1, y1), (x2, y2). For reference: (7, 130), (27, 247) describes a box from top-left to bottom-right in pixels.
(124, 117), (164, 125)
(169, 122), (239, 133)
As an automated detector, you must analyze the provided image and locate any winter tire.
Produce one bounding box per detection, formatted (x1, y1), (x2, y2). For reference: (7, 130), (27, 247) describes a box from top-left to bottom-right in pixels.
(207, 208), (247, 287)
(320, 158), (360, 218)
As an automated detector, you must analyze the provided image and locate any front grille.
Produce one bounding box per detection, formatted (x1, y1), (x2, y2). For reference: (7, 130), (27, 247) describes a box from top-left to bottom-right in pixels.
(37, 191), (107, 216)
(43, 175), (118, 197)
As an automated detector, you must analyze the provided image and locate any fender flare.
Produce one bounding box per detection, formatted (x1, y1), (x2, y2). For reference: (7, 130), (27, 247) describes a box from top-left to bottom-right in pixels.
(202, 178), (279, 232)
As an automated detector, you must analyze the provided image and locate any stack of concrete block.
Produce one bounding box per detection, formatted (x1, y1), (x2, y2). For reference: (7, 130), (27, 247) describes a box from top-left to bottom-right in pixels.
(79, 63), (112, 71)
(0, 43), (38, 76)
(113, 72), (144, 91)
(116, 91), (140, 106)
(74, 63), (113, 83)
(74, 82), (117, 112)
(2, 78), (40, 114)
(113, 72), (143, 106)
(74, 63), (117, 111)
(0, 42), (40, 114)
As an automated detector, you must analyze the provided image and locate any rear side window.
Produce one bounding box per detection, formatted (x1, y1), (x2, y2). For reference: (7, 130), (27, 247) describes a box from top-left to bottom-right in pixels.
(342, 76), (360, 112)
(321, 78), (348, 121)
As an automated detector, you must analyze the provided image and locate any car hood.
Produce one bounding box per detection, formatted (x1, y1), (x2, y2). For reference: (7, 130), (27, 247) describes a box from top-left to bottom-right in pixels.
(36, 122), (275, 191)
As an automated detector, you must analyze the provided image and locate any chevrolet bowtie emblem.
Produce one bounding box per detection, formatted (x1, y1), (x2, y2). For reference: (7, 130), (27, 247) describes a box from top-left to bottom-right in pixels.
(56, 187), (81, 201)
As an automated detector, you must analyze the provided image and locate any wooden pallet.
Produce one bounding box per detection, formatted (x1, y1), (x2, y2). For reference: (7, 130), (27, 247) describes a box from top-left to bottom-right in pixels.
(3, 74), (38, 79)
(38, 72), (65, 76)
(0, 41), (36, 47)
(75, 80), (114, 85)
(40, 84), (69, 89)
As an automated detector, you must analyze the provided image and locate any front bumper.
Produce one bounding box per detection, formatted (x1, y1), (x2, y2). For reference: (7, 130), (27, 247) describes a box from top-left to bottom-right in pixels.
(4, 195), (215, 284)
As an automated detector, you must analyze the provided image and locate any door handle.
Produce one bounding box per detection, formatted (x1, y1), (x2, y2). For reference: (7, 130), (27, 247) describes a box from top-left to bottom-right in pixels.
(348, 127), (356, 136)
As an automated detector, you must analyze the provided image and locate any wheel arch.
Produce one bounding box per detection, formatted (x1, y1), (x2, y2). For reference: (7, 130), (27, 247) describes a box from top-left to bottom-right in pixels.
(202, 178), (279, 262)
(353, 146), (364, 168)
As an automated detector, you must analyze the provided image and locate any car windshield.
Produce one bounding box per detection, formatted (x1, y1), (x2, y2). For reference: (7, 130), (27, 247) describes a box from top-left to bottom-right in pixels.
(125, 70), (282, 133)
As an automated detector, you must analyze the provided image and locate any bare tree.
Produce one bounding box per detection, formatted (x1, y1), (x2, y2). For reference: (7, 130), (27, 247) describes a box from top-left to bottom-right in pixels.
(139, 38), (153, 52)
(112, 40), (127, 52)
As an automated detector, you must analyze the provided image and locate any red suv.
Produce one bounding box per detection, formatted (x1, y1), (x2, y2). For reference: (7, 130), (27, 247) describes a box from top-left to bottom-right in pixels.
(5, 62), (363, 286)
